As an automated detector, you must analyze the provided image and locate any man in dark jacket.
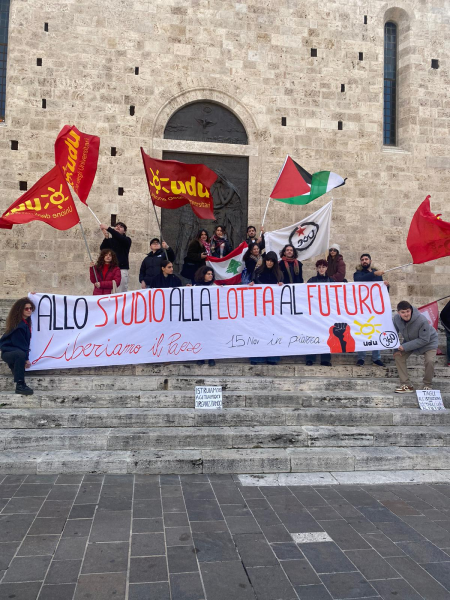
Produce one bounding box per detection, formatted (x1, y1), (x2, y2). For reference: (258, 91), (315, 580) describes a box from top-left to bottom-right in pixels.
(353, 253), (389, 367)
(305, 259), (332, 366)
(100, 222), (131, 293)
(139, 238), (175, 288)
(440, 300), (450, 366)
(393, 300), (439, 392)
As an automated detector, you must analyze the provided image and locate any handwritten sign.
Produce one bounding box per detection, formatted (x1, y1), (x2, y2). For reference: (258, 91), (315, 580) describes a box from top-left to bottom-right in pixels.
(195, 386), (223, 410)
(416, 389), (446, 411)
(28, 283), (397, 371)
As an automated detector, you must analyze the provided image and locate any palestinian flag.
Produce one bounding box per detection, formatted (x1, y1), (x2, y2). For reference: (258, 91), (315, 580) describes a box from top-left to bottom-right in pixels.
(206, 242), (248, 285)
(270, 156), (346, 205)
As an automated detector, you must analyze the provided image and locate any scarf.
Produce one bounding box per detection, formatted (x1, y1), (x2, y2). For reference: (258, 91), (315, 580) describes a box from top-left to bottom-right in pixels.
(202, 241), (211, 256)
(281, 257), (299, 283)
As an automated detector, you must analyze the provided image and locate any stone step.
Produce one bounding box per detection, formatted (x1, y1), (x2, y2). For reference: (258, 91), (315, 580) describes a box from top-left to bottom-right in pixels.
(1, 424), (449, 451)
(1, 446), (450, 475)
(1, 360), (448, 379)
(0, 389), (432, 409)
(2, 374), (450, 393)
(1, 407), (450, 429)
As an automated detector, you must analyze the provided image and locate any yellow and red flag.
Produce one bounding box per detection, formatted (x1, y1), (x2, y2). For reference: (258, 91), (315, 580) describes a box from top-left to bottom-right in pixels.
(55, 125), (100, 204)
(0, 165), (80, 230)
(141, 148), (216, 220)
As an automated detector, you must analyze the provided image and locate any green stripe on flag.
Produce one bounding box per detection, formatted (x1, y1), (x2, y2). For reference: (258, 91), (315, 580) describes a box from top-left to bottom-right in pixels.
(274, 194), (312, 206)
(309, 171), (330, 201)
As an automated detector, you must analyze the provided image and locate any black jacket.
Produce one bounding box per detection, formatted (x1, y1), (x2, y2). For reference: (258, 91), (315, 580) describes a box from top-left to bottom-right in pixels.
(139, 248), (175, 286)
(100, 227), (132, 270)
(210, 238), (232, 258)
(254, 269), (284, 285)
(353, 266), (383, 282)
(279, 260), (303, 284)
(308, 274), (333, 283)
(149, 272), (182, 289)
(0, 320), (31, 359)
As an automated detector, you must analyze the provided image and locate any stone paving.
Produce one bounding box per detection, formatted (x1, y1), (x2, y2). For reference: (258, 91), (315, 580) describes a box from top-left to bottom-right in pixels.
(1, 474), (450, 599)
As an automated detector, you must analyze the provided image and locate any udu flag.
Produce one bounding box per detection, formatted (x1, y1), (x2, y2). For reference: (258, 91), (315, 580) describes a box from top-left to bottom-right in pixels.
(264, 201), (332, 261)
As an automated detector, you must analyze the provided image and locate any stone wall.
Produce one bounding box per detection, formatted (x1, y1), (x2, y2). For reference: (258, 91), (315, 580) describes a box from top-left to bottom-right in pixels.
(0, 0), (449, 305)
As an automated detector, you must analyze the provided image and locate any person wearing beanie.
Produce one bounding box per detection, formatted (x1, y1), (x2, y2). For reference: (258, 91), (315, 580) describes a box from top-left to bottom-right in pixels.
(353, 253), (389, 367)
(139, 238), (175, 288)
(326, 243), (346, 282)
(305, 259), (333, 366)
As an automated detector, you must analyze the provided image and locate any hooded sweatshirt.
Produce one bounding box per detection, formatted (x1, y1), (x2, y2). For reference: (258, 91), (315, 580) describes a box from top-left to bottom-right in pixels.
(393, 306), (438, 355)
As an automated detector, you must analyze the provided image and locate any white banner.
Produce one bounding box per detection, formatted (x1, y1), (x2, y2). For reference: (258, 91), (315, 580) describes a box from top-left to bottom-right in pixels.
(264, 201), (332, 261)
(28, 283), (398, 371)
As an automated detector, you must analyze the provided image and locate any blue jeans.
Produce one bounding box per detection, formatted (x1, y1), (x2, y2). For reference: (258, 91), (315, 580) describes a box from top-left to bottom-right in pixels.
(357, 350), (381, 362)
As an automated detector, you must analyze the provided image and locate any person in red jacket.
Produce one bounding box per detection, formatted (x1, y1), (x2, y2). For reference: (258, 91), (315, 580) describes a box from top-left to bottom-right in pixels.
(90, 249), (121, 295)
(326, 243), (346, 282)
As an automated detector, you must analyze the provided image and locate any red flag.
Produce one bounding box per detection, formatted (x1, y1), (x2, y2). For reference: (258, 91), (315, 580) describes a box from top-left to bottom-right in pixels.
(418, 301), (439, 330)
(0, 165), (80, 231)
(141, 148), (216, 220)
(407, 196), (450, 264)
(55, 125), (100, 204)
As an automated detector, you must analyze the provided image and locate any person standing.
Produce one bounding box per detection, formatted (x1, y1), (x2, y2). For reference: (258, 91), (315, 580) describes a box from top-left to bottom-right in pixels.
(242, 243), (262, 284)
(100, 222), (131, 293)
(393, 301), (438, 392)
(326, 243), (346, 282)
(440, 299), (450, 367)
(210, 225), (232, 258)
(139, 238), (175, 289)
(0, 298), (35, 395)
(353, 253), (388, 367)
(279, 244), (303, 284)
(90, 250), (121, 295)
(181, 229), (211, 284)
(305, 259), (333, 366)
(149, 260), (182, 289)
(246, 225), (265, 250)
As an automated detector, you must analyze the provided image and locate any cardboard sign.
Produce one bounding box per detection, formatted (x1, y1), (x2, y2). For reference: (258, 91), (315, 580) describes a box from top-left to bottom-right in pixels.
(195, 386), (222, 410)
(416, 389), (446, 411)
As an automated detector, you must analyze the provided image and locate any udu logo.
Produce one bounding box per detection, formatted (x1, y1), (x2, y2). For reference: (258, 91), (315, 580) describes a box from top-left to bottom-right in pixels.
(289, 221), (319, 253)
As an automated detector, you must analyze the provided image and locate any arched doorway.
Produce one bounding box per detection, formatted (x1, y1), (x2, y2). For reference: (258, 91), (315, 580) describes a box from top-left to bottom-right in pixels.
(161, 101), (249, 272)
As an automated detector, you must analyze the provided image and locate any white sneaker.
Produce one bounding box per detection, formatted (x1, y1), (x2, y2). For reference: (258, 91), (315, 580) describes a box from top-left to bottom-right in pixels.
(395, 384), (415, 394)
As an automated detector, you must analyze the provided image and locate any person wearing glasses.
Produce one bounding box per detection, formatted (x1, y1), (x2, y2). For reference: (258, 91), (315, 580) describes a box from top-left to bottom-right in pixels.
(0, 298), (36, 395)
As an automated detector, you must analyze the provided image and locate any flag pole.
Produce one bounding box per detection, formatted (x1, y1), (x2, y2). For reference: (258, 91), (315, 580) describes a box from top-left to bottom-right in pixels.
(86, 205), (101, 225)
(383, 262), (413, 273)
(261, 155), (289, 231)
(148, 191), (169, 260)
(79, 220), (99, 284)
(261, 197), (271, 230)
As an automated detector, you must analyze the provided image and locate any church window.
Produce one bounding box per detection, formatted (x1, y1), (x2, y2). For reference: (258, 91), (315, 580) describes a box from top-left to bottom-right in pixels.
(384, 21), (397, 146)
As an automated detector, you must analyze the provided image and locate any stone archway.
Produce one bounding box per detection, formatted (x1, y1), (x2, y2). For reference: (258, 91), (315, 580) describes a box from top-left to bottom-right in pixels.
(143, 88), (260, 272)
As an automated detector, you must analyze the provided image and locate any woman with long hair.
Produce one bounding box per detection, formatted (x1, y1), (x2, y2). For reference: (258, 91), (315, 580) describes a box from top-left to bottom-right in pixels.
(0, 297), (35, 395)
(90, 249), (121, 295)
(194, 266), (217, 286)
(210, 225), (232, 258)
(150, 260), (182, 289)
(326, 243), (346, 282)
(181, 229), (211, 284)
(251, 251), (284, 285)
(279, 244), (303, 284)
(242, 243), (262, 284)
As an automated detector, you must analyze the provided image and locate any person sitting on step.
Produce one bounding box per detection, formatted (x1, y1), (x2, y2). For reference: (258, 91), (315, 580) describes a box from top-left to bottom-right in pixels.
(305, 259), (333, 367)
(393, 300), (438, 393)
(0, 298), (35, 396)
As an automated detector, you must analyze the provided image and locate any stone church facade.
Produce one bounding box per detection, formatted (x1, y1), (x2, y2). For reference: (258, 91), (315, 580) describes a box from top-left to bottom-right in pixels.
(0, 0), (449, 305)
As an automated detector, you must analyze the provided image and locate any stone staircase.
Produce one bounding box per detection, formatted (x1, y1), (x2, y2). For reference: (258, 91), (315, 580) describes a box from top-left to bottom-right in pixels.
(1, 298), (450, 475)
(1, 352), (450, 475)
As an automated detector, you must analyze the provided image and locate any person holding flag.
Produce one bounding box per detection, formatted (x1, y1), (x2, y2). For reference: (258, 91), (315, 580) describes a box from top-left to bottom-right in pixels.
(100, 222), (132, 293)
(90, 250), (121, 295)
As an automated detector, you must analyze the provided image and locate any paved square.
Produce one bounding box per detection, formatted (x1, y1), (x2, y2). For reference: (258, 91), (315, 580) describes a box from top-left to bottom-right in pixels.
(1, 474), (450, 599)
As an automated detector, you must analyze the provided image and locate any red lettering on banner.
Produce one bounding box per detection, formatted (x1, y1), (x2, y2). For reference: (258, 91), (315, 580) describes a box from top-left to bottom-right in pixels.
(227, 289), (238, 320)
(96, 297), (108, 327)
(149, 334), (164, 357)
(343, 285), (358, 315)
(135, 292), (147, 324)
(167, 333), (202, 355)
(330, 285), (342, 315)
(263, 286), (274, 316)
(307, 285), (316, 315)
(370, 284), (385, 314)
(358, 285), (372, 314)
(318, 286), (331, 316)
(217, 288), (228, 320)
(152, 289), (165, 323)
(122, 292), (135, 326)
